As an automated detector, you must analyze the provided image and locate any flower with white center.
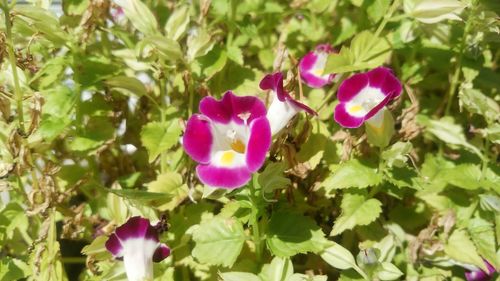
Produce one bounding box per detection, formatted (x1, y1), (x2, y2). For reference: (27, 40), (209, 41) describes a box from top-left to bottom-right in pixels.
(334, 67), (402, 128)
(299, 44), (336, 88)
(464, 259), (496, 281)
(182, 91), (271, 189)
(260, 72), (317, 135)
(105, 217), (170, 281)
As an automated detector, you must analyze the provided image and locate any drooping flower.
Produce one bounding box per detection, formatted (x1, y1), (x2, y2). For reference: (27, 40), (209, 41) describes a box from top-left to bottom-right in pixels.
(334, 67), (402, 128)
(299, 44), (336, 88)
(105, 216), (170, 281)
(259, 72), (317, 135)
(182, 91), (271, 189)
(465, 259), (497, 281)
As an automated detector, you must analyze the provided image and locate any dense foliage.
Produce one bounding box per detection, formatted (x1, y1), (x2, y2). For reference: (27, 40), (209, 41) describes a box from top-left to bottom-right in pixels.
(0, 0), (499, 280)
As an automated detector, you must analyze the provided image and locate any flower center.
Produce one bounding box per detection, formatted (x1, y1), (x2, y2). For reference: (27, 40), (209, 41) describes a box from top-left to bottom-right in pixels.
(220, 151), (235, 165)
(230, 139), (246, 153)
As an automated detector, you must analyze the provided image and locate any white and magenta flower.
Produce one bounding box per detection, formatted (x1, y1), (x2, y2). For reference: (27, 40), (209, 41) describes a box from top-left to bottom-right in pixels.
(465, 259), (497, 281)
(105, 216), (170, 281)
(334, 67), (402, 128)
(259, 72), (317, 135)
(299, 44), (336, 88)
(182, 91), (271, 189)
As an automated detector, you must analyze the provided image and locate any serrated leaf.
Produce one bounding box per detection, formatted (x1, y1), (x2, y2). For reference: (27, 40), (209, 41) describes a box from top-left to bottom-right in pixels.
(459, 88), (500, 125)
(198, 46), (228, 78)
(468, 217), (498, 269)
(366, 0), (391, 23)
(227, 45), (244, 65)
(259, 257), (294, 281)
(258, 162), (291, 194)
(382, 142), (413, 168)
(444, 229), (487, 271)
(331, 193), (382, 235)
(192, 217), (246, 267)
(441, 164), (482, 190)
(322, 160), (382, 191)
(147, 172), (188, 211)
(140, 121), (182, 162)
(266, 211), (328, 257)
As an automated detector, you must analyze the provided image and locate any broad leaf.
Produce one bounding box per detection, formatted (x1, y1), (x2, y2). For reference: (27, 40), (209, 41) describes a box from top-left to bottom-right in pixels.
(140, 121), (182, 162)
(331, 193), (382, 235)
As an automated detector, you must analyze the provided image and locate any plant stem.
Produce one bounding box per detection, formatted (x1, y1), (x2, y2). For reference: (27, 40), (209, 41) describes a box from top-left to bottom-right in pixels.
(374, 0), (400, 38)
(318, 74), (345, 112)
(2, 1), (25, 135)
(159, 75), (167, 174)
(444, 7), (474, 116)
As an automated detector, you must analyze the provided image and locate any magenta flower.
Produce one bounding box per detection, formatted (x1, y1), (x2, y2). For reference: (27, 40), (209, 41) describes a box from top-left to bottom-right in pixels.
(299, 44), (336, 88)
(333, 67), (402, 128)
(182, 91), (271, 189)
(465, 259), (497, 281)
(105, 217), (170, 281)
(259, 72), (317, 135)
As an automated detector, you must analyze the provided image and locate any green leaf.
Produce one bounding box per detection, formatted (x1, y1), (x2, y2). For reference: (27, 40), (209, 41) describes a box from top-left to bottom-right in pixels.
(105, 76), (148, 97)
(258, 163), (291, 194)
(468, 217), (498, 269)
(227, 45), (244, 65)
(376, 262), (403, 280)
(441, 164), (482, 190)
(320, 242), (358, 270)
(322, 160), (382, 191)
(382, 142), (413, 168)
(366, 0), (391, 23)
(198, 45), (228, 77)
(147, 172), (188, 211)
(81, 235), (112, 261)
(220, 272), (261, 281)
(444, 229), (487, 271)
(192, 217), (246, 267)
(259, 257), (294, 281)
(141, 35), (183, 62)
(331, 192), (382, 236)
(479, 194), (500, 212)
(459, 88), (500, 125)
(107, 189), (171, 201)
(365, 109), (395, 148)
(406, 0), (465, 24)
(140, 120), (182, 162)
(165, 5), (190, 41)
(115, 0), (158, 35)
(0, 257), (31, 281)
(266, 211), (327, 257)
(187, 28), (214, 62)
(417, 116), (483, 158)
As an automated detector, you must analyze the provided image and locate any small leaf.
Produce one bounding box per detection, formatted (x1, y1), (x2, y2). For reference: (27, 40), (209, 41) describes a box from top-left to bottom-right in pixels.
(407, 0), (465, 24)
(147, 172), (188, 211)
(105, 76), (147, 97)
(115, 0), (158, 35)
(376, 262), (403, 281)
(322, 160), (382, 191)
(192, 217), (246, 267)
(227, 45), (244, 65)
(266, 211), (328, 257)
(382, 141), (413, 168)
(320, 242), (358, 270)
(365, 109), (395, 148)
(187, 28), (214, 62)
(259, 257), (294, 281)
(459, 88), (500, 125)
(165, 5), (190, 41)
(140, 121), (182, 162)
(81, 235), (112, 261)
(140, 35), (183, 62)
(441, 164), (482, 190)
(258, 163), (291, 194)
(331, 192), (382, 236)
(444, 229), (488, 271)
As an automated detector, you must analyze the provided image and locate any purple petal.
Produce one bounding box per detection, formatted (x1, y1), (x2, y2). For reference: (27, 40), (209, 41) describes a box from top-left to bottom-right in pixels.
(246, 117), (271, 172)
(465, 270), (491, 281)
(152, 244), (171, 262)
(367, 67), (402, 99)
(259, 73), (287, 101)
(337, 73), (369, 102)
(300, 70), (333, 88)
(183, 114), (213, 164)
(334, 103), (365, 128)
(364, 94), (392, 120)
(196, 164), (251, 189)
(115, 216), (159, 242)
(200, 91), (267, 125)
(105, 233), (123, 257)
(288, 98), (318, 116)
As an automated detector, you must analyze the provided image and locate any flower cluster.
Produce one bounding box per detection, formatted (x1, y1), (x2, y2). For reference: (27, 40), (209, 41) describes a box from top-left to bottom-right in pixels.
(180, 44), (403, 190)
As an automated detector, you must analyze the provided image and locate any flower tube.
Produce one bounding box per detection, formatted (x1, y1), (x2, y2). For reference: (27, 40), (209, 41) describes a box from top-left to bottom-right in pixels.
(465, 259), (496, 281)
(260, 72), (317, 135)
(182, 91), (271, 189)
(334, 67), (402, 128)
(299, 44), (336, 88)
(105, 216), (170, 281)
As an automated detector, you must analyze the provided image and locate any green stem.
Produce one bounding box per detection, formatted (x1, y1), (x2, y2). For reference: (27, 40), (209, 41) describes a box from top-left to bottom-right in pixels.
(318, 74), (346, 112)
(249, 179), (263, 262)
(374, 0), (400, 38)
(444, 6), (474, 115)
(159, 76), (167, 174)
(2, 1), (25, 135)
(481, 138), (490, 177)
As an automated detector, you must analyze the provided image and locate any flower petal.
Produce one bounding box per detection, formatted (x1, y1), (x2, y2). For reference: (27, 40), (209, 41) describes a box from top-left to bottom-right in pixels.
(115, 216), (158, 242)
(334, 102), (365, 128)
(196, 164), (251, 189)
(300, 70), (333, 88)
(367, 67), (402, 98)
(152, 243), (171, 262)
(299, 45), (335, 88)
(105, 233), (123, 258)
(246, 117), (271, 172)
(259, 72), (287, 101)
(200, 91), (267, 125)
(337, 73), (369, 102)
(266, 95), (300, 135)
(183, 114), (213, 164)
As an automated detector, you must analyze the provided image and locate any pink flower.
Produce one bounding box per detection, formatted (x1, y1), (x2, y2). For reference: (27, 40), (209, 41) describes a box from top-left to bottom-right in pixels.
(299, 44), (336, 88)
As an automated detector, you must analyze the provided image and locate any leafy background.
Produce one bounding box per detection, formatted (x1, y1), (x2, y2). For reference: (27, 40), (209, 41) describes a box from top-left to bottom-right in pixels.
(0, 0), (499, 280)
